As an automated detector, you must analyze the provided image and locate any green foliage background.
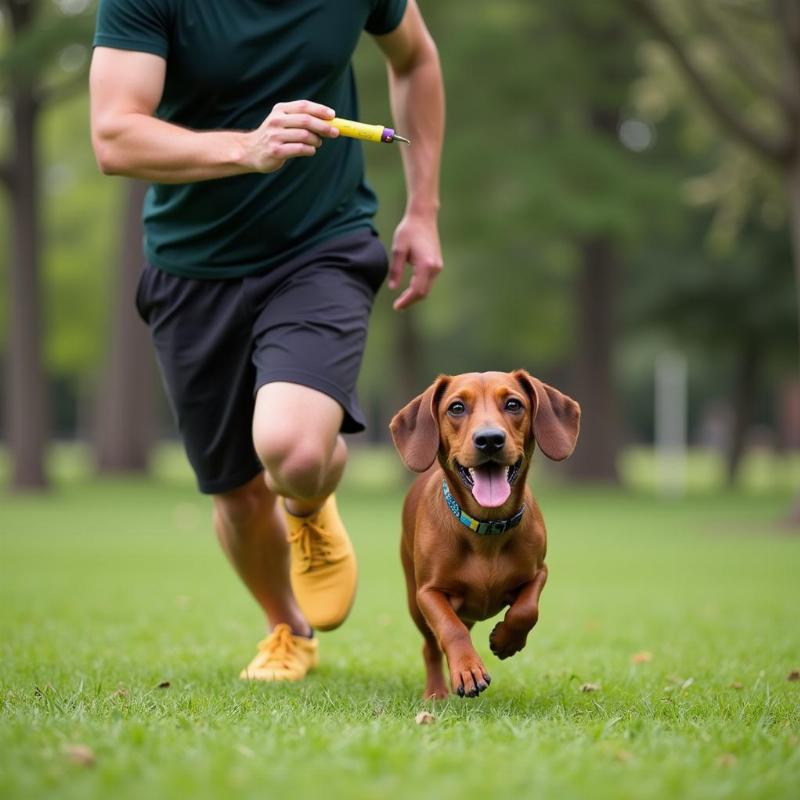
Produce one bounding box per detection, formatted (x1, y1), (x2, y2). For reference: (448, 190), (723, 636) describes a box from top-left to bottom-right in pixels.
(0, 0), (796, 442)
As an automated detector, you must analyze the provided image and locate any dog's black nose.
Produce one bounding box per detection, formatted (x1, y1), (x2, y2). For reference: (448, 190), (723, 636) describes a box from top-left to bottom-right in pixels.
(473, 427), (506, 454)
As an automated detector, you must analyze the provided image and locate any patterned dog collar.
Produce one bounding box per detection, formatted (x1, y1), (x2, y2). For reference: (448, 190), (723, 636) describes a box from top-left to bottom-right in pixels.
(441, 479), (524, 536)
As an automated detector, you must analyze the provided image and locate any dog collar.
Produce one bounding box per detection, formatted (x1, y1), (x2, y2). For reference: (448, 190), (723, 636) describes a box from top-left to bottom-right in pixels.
(442, 479), (524, 536)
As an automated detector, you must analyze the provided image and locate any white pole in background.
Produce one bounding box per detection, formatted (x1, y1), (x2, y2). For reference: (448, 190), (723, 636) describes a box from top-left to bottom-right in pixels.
(655, 350), (688, 499)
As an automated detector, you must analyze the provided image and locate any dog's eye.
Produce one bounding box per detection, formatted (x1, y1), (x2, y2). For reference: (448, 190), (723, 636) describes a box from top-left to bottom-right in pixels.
(447, 401), (466, 417)
(505, 398), (523, 412)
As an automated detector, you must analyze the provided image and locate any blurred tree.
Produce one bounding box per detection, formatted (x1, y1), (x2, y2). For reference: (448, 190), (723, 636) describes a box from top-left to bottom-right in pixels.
(40, 91), (117, 438)
(631, 213), (796, 483)
(549, 8), (638, 483)
(93, 179), (155, 473)
(625, 0), (800, 513)
(2, 0), (48, 489)
(0, 0), (93, 489)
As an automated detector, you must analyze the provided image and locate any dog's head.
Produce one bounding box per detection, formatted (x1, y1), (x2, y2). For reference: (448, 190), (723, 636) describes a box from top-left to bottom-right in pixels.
(390, 370), (580, 511)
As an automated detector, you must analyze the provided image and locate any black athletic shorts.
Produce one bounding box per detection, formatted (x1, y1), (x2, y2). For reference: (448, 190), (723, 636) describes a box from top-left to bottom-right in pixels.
(135, 228), (388, 495)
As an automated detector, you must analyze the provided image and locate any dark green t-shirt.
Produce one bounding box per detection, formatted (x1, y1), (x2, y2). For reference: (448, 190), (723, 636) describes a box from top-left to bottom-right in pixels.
(94, 0), (407, 278)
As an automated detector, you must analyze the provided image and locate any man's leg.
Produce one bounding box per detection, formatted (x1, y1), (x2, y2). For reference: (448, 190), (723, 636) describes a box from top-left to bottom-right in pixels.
(251, 381), (357, 631)
(214, 375), (347, 630)
(136, 264), (344, 679)
(212, 474), (310, 636)
(214, 474), (322, 681)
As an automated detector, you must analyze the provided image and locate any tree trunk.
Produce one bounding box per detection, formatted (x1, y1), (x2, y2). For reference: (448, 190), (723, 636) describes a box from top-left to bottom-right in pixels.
(568, 236), (620, 483)
(93, 180), (155, 474)
(726, 336), (759, 486)
(5, 0), (48, 490)
(567, 102), (623, 483)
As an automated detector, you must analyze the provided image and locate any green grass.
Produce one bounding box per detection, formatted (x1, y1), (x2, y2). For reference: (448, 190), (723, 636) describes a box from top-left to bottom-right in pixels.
(1, 454), (799, 800)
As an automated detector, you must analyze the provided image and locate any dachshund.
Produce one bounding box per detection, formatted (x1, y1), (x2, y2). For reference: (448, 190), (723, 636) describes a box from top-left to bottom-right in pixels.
(390, 370), (580, 699)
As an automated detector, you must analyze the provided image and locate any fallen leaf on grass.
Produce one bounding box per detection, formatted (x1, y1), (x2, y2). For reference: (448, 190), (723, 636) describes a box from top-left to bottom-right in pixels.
(663, 676), (694, 692)
(599, 742), (633, 762)
(415, 711), (436, 725)
(156, 681), (171, 689)
(580, 683), (601, 693)
(730, 681), (743, 690)
(64, 744), (95, 767)
(716, 753), (737, 767)
(631, 651), (653, 664)
(788, 670), (800, 682)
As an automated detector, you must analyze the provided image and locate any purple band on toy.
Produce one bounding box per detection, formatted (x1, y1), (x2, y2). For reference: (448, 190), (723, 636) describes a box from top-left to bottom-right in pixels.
(381, 128), (395, 143)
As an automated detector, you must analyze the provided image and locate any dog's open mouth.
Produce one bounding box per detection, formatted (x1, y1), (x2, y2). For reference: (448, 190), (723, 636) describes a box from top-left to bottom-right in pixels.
(455, 457), (522, 508)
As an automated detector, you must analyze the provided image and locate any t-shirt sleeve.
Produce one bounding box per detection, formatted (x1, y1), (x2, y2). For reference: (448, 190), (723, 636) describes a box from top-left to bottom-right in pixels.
(365, 0), (408, 35)
(93, 0), (170, 59)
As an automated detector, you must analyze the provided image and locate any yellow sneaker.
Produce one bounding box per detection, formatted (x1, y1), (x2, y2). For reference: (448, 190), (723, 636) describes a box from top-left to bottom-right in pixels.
(239, 624), (319, 681)
(284, 495), (358, 631)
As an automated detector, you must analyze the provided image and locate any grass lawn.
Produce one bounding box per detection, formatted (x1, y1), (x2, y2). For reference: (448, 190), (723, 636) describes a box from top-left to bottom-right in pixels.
(1, 453), (799, 799)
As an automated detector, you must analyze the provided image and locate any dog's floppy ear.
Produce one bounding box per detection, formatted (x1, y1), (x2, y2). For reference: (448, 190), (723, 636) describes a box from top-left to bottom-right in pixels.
(514, 370), (580, 461)
(390, 376), (450, 472)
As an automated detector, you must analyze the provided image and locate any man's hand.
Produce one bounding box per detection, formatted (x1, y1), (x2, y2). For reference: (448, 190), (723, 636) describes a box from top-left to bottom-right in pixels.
(243, 100), (340, 173)
(388, 213), (443, 311)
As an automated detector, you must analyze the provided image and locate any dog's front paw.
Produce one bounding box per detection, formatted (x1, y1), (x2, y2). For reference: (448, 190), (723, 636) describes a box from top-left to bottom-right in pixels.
(489, 621), (528, 660)
(449, 654), (491, 698)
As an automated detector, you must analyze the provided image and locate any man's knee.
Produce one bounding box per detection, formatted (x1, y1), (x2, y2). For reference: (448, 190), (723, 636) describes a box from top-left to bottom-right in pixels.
(212, 475), (272, 530)
(255, 431), (332, 500)
(252, 383), (345, 500)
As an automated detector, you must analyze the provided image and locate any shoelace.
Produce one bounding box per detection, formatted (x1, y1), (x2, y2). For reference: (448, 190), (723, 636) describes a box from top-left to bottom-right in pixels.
(255, 624), (298, 670)
(287, 519), (332, 572)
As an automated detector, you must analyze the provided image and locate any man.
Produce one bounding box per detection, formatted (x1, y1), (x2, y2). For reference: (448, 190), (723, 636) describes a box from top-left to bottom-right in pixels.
(90, 0), (443, 682)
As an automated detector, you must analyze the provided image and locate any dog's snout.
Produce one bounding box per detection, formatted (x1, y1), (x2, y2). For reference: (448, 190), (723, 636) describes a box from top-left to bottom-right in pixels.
(472, 427), (506, 454)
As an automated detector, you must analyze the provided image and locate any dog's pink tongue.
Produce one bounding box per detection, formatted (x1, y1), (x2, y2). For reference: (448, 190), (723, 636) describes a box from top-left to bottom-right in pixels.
(471, 463), (511, 508)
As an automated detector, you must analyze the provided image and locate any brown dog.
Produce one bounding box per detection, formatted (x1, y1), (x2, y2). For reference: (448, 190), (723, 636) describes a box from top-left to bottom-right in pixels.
(390, 370), (580, 699)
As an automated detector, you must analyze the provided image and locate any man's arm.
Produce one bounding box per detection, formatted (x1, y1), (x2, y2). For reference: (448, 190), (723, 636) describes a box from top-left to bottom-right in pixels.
(89, 47), (339, 183)
(374, 0), (445, 310)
